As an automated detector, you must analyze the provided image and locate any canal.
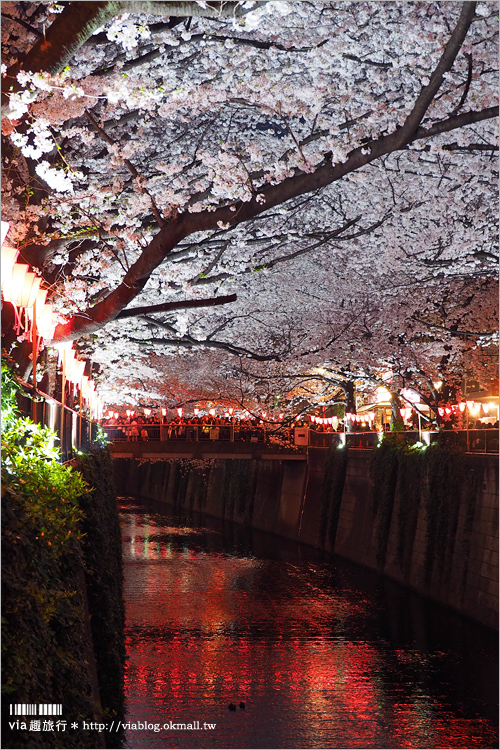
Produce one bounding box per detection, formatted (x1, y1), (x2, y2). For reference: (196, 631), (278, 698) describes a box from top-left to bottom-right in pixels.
(120, 498), (498, 749)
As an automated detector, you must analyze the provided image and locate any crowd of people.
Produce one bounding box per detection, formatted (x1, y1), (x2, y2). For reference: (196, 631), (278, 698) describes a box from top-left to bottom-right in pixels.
(102, 412), (499, 447)
(103, 414), (291, 443)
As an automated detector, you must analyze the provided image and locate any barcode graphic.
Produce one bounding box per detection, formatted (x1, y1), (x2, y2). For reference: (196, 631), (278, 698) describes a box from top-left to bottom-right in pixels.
(10, 704), (62, 716)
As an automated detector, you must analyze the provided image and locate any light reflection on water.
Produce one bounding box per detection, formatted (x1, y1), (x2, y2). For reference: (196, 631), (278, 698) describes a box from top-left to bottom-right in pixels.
(120, 500), (498, 749)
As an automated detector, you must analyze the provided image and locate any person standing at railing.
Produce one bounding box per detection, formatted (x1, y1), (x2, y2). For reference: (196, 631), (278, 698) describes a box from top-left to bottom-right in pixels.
(130, 420), (139, 441)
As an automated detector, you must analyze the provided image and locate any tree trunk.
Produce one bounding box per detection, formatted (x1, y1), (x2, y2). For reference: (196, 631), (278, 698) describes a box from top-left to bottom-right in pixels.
(390, 393), (403, 430)
(344, 381), (356, 433)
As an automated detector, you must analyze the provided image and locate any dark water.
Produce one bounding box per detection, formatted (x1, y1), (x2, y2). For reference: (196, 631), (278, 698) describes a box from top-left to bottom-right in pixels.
(120, 499), (498, 749)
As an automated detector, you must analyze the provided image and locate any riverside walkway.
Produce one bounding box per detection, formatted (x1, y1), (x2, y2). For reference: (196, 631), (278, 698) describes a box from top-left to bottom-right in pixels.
(106, 424), (499, 457)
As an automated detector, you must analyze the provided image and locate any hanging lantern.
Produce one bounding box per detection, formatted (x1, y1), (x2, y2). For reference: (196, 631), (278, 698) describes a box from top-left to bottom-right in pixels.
(1, 220), (10, 245)
(161, 408), (167, 416)
(66, 360), (85, 398)
(1, 245), (19, 283)
(228, 407), (234, 415)
(458, 402), (466, 412)
(209, 408), (216, 417)
(80, 375), (90, 398)
(27, 288), (49, 333)
(193, 408), (199, 416)
(2, 262), (29, 302)
(18, 272), (37, 307)
(176, 407), (183, 418)
(37, 303), (57, 342)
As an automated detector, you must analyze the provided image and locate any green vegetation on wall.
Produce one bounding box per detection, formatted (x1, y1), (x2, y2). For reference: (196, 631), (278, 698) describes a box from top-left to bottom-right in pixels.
(2, 363), (125, 749)
(1, 364), (102, 749)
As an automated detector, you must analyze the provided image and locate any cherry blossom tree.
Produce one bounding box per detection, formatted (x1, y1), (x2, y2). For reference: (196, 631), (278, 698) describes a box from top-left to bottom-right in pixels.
(1, 0), (498, 410)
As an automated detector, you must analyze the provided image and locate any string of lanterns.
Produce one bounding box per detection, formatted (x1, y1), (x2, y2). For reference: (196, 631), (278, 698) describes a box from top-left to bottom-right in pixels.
(1, 220), (103, 421)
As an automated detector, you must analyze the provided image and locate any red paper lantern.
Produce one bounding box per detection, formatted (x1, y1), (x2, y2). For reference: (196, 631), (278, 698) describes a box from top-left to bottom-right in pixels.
(1, 220), (10, 245)
(1, 245), (19, 283)
(2, 262), (29, 302)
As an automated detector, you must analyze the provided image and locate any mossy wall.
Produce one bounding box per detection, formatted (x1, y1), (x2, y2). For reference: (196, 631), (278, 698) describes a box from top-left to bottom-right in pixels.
(75, 447), (126, 749)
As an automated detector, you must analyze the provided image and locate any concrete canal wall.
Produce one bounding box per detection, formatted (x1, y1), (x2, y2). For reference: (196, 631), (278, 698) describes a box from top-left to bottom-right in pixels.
(112, 448), (498, 630)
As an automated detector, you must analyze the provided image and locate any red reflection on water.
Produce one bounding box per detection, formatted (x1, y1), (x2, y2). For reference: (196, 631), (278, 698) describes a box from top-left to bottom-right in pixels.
(122, 515), (498, 749)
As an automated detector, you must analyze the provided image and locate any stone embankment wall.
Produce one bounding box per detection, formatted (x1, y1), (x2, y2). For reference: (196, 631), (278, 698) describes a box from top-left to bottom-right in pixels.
(113, 447), (498, 630)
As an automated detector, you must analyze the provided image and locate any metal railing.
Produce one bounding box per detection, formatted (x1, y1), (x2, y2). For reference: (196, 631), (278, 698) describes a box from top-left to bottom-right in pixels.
(15, 382), (100, 462)
(103, 423), (291, 444)
(310, 428), (499, 453)
(103, 423), (499, 454)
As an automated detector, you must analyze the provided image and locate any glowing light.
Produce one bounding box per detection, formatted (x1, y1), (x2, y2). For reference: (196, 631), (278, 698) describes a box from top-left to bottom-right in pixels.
(209, 409), (216, 417)
(401, 388), (421, 405)
(144, 408), (152, 416)
(161, 408), (167, 416)
(228, 407), (234, 415)
(433, 380), (443, 391)
(36, 302), (57, 341)
(458, 402), (466, 412)
(1, 245), (19, 283)
(28, 288), (48, 323)
(375, 386), (391, 403)
(1, 220), (10, 244)
(2, 262), (29, 302)
(18, 272), (38, 308)
(176, 407), (183, 418)
(194, 408), (199, 416)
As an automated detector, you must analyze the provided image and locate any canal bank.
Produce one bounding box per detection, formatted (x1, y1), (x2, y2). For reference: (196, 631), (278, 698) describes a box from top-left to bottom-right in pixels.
(112, 444), (498, 630)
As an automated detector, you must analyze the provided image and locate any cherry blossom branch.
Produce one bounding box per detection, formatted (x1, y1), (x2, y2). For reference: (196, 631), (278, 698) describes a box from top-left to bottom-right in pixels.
(138, 335), (279, 362)
(1, 1), (265, 117)
(411, 315), (497, 339)
(115, 293), (237, 319)
(50, 3), (497, 344)
(84, 109), (166, 228)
